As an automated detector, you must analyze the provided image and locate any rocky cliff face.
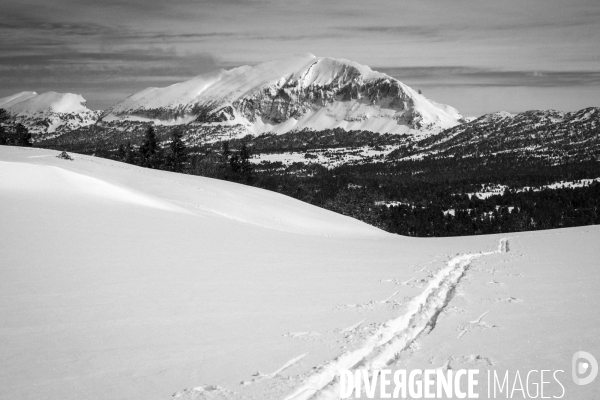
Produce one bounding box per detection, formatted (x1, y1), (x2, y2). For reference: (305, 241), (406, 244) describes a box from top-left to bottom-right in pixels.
(102, 54), (464, 135)
(229, 75), (414, 125)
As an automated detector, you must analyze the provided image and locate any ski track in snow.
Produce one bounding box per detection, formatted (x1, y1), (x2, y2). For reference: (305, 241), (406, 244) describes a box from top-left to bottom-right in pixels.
(282, 238), (509, 400)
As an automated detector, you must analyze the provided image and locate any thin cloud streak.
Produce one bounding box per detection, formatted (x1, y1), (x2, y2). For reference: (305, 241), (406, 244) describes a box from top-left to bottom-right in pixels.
(378, 67), (600, 88)
(334, 26), (440, 38)
(1, 0), (599, 114)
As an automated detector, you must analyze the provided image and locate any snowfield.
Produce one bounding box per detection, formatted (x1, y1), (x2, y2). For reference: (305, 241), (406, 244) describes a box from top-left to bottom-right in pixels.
(0, 146), (599, 400)
(251, 145), (398, 168)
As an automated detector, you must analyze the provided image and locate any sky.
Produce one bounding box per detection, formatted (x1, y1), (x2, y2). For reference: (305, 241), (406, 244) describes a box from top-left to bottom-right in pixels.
(1, 0), (599, 117)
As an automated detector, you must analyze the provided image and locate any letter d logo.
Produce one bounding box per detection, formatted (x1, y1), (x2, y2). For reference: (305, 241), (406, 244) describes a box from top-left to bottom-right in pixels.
(572, 351), (598, 385)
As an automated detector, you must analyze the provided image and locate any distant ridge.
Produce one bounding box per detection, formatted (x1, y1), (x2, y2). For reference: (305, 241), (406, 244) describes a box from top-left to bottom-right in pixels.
(0, 91), (100, 136)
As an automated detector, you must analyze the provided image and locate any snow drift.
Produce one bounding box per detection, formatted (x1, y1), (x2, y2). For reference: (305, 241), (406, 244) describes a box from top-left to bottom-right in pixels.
(0, 146), (598, 400)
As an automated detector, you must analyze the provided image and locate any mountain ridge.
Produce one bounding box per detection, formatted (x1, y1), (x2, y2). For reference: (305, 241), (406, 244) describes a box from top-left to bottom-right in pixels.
(0, 91), (100, 136)
(392, 106), (600, 161)
(100, 53), (465, 135)
(1, 55), (597, 152)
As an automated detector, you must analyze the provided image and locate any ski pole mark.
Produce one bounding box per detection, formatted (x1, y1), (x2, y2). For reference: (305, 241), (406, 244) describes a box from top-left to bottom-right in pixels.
(341, 319), (366, 333)
(402, 277), (416, 285)
(379, 290), (399, 304)
(241, 353), (309, 386)
(471, 310), (490, 324)
(457, 310), (499, 339)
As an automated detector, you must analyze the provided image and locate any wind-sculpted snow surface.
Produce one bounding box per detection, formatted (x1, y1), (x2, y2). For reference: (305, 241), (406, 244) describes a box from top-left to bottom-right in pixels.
(1, 147), (599, 400)
(0, 147), (382, 237)
(0, 161), (190, 214)
(102, 54), (463, 135)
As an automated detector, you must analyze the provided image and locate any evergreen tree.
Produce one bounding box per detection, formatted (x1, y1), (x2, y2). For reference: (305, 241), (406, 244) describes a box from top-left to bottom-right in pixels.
(218, 141), (232, 179)
(0, 108), (9, 124)
(229, 152), (241, 174)
(117, 144), (126, 161)
(124, 142), (136, 164)
(216, 141), (254, 183)
(0, 119), (7, 145)
(221, 141), (231, 161)
(0, 108), (9, 143)
(139, 125), (161, 168)
(239, 144), (254, 183)
(15, 124), (31, 147)
(166, 128), (187, 172)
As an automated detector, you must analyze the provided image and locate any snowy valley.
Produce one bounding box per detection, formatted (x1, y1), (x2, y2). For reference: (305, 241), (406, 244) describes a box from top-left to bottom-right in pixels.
(1, 51), (600, 400)
(3, 0), (600, 397)
(1, 146), (599, 400)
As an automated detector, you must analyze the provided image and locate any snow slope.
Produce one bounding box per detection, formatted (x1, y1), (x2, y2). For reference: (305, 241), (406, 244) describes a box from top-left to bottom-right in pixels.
(0, 91), (100, 135)
(102, 54), (464, 136)
(0, 146), (598, 400)
(0, 91), (38, 109)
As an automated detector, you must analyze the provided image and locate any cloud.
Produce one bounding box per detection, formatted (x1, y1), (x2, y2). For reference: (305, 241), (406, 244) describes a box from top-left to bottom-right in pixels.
(334, 25), (440, 38)
(0, 48), (220, 75)
(1, 0), (599, 114)
(377, 66), (600, 88)
(0, 20), (117, 38)
(0, 43), (222, 109)
(0, 11), (237, 44)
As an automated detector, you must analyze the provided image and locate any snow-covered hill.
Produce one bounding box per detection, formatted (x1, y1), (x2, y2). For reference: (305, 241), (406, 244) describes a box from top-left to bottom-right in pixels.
(1, 146), (598, 400)
(0, 91), (101, 137)
(102, 53), (464, 136)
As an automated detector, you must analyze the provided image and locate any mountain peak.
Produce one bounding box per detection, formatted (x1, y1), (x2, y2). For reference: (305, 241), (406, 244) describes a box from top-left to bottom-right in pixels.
(2, 91), (92, 116)
(1, 91), (99, 135)
(102, 54), (464, 136)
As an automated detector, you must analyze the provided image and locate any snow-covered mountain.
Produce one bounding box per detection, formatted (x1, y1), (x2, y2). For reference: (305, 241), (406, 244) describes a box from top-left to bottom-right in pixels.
(0, 91), (101, 136)
(1, 54), (464, 140)
(1, 146), (598, 400)
(102, 53), (464, 136)
(388, 106), (600, 161)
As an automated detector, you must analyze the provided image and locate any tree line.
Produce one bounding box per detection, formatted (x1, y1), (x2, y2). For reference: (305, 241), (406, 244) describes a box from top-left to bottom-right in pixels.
(6, 113), (598, 237)
(0, 109), (32, 147)
(247, 152), (600, 236)
(116, 125), (254, 184)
